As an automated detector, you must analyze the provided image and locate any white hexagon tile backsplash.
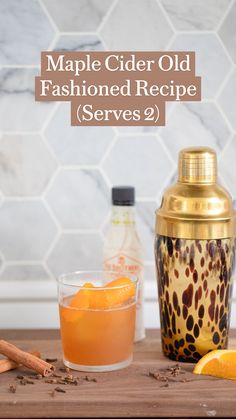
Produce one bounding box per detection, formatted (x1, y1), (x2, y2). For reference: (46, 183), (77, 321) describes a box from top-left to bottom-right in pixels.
(100, 0), (174, 50)
(45, 103), (115, 165)
(0, 0), (55, 65)
(0, 0), (236, 328)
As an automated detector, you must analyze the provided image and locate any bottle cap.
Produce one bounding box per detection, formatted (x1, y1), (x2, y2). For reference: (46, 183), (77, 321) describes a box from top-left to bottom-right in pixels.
(112, 186), (135, 206)
(178, 147), (217, 184)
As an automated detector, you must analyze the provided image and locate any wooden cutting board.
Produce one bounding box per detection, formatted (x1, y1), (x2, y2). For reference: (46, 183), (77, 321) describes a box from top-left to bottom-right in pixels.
(0, 329), (236, 418)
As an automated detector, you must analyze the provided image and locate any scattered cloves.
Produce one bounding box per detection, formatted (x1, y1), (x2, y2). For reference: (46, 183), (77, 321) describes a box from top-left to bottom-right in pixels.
(8, 357), (97, 395)
(148, 363), (187, 387)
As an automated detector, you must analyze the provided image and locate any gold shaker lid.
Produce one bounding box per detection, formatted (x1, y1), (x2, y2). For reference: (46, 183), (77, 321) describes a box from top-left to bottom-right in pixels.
(178, 147), (217, 184)
(156, 147), (236, 240)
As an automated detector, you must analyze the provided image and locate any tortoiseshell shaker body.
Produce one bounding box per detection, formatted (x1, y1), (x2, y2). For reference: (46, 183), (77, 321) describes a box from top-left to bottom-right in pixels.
(155, 148), (236, 362)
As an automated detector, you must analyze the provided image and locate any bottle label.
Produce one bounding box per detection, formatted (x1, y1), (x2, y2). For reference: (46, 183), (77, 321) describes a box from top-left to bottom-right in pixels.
(104, 253), (143, 275)
(103, 249), (145, 341)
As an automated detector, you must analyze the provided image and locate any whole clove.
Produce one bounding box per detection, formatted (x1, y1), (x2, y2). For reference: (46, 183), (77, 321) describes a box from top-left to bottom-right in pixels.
(148, 371), (168, 382)
(9, 384), (16, 393)
(45, 378), (57, 384)
(55, 386), (66, 393)
(19, 380), (27, 386)
(148, 371), (159, 380)
(19, 378), (35, 385)
(167, 364), (181, 376)
(45, 358), (58, 363)
(57, 380), (68, 385)
(83, 375), (97, 382)
(50, 390), (55, 397)
(59, 367), (70, 373)
(27, 374), (43, 380)
(25, 379), (34, 384)
(64, 375), (78, 385)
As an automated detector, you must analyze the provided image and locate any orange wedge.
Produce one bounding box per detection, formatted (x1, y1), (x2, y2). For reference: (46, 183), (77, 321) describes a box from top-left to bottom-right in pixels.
(193, 350), (236, 380)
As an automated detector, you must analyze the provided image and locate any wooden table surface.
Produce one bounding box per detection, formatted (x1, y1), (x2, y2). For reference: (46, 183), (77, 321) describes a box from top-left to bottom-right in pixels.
(0, 329), (236, 418)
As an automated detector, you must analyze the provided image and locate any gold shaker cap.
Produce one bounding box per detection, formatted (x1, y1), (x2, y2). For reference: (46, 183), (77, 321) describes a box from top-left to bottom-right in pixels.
(156, 147), (236, 240)
(178, 147), (217, 184)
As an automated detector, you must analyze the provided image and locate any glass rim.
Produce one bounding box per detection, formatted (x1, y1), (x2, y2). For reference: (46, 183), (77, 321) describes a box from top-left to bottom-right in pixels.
(57, 270), (139, 290)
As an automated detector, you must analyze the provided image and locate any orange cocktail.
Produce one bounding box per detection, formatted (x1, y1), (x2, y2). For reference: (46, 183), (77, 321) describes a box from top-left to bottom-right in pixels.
(58, 271), (138, 372)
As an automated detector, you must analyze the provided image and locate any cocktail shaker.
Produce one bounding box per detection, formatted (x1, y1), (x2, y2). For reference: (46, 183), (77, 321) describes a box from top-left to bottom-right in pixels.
(155, 147), (236, 362)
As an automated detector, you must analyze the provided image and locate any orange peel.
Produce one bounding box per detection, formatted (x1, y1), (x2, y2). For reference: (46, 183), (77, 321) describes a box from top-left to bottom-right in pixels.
(70, 282), (94, 309)
(69, 276), (135, 309)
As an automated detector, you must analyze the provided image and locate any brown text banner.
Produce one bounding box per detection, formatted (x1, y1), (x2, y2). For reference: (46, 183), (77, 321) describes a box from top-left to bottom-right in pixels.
(35, 51), (201, 126)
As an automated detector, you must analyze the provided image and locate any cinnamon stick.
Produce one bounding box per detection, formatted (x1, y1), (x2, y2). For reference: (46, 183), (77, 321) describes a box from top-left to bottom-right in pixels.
(0, 340), (55, 377)
(0, 351), (41, 374)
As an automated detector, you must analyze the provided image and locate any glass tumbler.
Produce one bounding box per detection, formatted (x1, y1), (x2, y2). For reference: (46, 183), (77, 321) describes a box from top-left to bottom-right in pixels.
(57, 271), (139, 372)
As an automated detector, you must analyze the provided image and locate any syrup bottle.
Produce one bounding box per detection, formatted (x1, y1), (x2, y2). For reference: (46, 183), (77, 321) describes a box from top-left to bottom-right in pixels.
(103, 186), (145, 342)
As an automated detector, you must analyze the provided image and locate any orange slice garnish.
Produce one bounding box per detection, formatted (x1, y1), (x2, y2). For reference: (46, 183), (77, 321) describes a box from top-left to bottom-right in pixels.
(193, 350), (236, 380)
(69, 276), (135, 309)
